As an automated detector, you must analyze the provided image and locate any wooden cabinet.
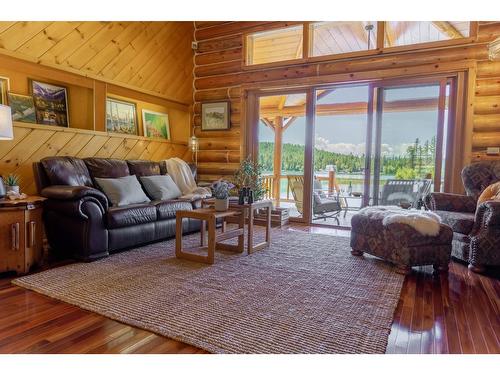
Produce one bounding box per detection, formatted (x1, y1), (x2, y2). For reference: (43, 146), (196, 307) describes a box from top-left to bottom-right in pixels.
(0, 197), (45, 275)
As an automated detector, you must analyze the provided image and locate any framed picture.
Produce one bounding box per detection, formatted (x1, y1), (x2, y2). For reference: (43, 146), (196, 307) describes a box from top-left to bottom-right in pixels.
(7, 93), (36, 124)
(106, 98), (137, 135)
(201, 101), (230, 131)
(142, 109), (170, 140)
(30, 79), (69, 127)
(0, 76), (10, 105)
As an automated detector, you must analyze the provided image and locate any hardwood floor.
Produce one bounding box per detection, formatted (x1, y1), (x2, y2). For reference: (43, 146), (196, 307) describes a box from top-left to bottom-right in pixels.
(0, 225), (498, 354)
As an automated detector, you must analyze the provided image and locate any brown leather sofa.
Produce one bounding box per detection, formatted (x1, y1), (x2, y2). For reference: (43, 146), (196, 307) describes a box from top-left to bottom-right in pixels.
(33, 156), (201, 261)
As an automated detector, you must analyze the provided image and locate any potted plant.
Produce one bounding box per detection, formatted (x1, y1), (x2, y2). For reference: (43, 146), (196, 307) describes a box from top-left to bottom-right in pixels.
(3, 174), (20, 194)
(212, 180), (234, 211)
(233, 156), (267, 201)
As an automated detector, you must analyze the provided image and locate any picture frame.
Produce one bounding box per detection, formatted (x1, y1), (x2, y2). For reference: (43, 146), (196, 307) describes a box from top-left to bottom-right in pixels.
(0, 76), (10, 105)
(30, 79), (69, 127)
(142, 109), (170, 140)
(201, 101), (230, 131)
(106, 97), (138, 135)
(7, 93), (36, 124)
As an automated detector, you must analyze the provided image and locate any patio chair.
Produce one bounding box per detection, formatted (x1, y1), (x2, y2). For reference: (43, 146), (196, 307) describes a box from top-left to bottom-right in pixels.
(287, 175), (342, 224)
(379, 179), (418, 206)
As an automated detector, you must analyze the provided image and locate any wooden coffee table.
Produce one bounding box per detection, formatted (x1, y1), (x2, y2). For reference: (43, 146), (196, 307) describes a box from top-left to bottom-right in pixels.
(175, 208), (245, 264)
(203, 198), (273, 254)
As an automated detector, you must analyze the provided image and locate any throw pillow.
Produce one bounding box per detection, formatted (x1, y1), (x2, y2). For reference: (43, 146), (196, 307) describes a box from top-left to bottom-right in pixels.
(95, 175), (150, 207)
(477, 181), (500, 206)
(140, 175), (182, 201)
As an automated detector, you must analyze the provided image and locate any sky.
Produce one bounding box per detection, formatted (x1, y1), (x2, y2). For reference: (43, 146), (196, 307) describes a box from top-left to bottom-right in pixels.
(259, 84), (444, 157)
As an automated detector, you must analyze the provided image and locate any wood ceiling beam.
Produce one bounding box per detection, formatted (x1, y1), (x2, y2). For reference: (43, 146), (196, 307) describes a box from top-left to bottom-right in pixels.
(260, 98), (441, 117)
(432, 21), (463, 39)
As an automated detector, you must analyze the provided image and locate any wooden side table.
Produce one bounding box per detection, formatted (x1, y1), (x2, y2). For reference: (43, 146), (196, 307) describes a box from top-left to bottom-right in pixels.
(0, 196), (45, 275)
(203, 198), (273, 254)
(175, 208), (245, 264)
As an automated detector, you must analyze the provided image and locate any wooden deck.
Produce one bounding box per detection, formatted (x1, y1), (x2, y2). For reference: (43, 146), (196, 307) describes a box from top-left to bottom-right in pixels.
(0, 224), (498, 354)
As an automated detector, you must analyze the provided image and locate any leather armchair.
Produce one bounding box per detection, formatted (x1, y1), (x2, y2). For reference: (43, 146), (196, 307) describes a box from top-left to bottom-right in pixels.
(425, 161), (500, 272)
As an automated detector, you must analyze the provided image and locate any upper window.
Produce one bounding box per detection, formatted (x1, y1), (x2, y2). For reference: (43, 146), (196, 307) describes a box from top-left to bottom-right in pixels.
(246, 24), (303, 65)
(384, 21), (470, 47)
(310, 21), (378, 57)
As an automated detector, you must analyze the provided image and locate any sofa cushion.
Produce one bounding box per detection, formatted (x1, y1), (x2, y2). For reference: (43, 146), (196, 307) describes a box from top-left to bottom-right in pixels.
(140, 175), (182, 200)
(84, 158), (130, 179)
(95, 175), (150, 207)
(41, 156), (93, 187)
(153, 200), (192, 220)
(435, 210), (475, 235)
(107, 203), (157, 229)
(127, 160), (161, 177)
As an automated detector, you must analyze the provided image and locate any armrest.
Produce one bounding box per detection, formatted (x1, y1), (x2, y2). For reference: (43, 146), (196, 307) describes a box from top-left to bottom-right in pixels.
(41, 185), (108, 211)
(424, 192), (476, 213)
(474, 200), (500, 231)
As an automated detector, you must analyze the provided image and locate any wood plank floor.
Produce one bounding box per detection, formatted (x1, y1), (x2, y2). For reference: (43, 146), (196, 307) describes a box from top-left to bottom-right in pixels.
(0, 225), (498, 354)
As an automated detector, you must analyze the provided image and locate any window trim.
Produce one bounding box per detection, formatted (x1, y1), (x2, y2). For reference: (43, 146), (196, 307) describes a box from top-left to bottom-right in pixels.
(243, 21), (478, 71)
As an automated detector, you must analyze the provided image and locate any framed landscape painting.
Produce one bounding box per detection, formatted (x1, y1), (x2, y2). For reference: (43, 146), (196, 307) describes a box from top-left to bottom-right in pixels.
(0, 76), (10, 105)
(30, 80), (69, 127)
(201, 101), (230, 130)
(106, 98), (137, 135)
(7, 93), (36, 123)
(142, 109), (170, 140)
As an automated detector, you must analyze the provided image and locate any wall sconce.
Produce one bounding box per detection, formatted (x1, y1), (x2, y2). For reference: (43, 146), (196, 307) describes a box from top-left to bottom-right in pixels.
(0, 104), (13, 140)
(488, 36), (500, 61)
(190, 135), (199, 165)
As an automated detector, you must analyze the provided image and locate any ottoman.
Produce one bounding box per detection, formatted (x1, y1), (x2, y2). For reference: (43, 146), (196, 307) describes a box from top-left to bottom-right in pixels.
(350, 207), (453, 275)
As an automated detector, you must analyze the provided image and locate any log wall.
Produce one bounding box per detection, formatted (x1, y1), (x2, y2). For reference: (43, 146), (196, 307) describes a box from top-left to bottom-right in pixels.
(193, 21), (500, 182)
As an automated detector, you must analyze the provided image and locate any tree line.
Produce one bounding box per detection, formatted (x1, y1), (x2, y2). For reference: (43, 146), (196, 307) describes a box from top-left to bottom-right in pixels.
(258, 137), (436, 179)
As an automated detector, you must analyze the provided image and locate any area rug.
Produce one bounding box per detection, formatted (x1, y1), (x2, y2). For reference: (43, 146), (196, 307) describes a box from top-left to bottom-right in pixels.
(13, 229), (404, 354)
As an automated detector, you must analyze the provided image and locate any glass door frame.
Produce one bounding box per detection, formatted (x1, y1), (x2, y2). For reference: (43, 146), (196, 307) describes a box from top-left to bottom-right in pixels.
(367, 76), (452, 206)
(251, 87), (315, 224)
(246, 72), (462, 228)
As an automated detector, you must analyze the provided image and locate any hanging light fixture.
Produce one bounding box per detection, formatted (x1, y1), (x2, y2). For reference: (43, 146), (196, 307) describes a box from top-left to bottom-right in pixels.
(488, 36), (500, 61)
(365, 24), (375, 49)
(189, 135), (199, 165)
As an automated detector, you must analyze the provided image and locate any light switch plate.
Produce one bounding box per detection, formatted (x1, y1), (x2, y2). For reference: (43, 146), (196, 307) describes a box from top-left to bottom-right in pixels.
(486, 147), (500, 155)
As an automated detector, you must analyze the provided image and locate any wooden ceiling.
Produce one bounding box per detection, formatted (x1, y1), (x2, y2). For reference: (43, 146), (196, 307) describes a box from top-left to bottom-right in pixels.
(0, 21), (194, 104)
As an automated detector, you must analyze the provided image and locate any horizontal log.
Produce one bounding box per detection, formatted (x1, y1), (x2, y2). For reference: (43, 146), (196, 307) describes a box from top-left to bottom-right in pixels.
(196, 34), (242, 54)
(195, 21), (232, 29)
(477, 61), (500, 78)
(193, 112), (240, 127)
(195, 47), (242, 65)
(195, 21), (297, 41)
(195, 126), (241, 138)
(194, 87), (241, 101)
(194, 100), (240, 114)
(197, 150), (240, 163)
(195, 60), (241, 77)
(477, 22), (500, 39)
(198, 174), (233, 183)
(194, 44), (487, 90)
(475, 78), (500, 96)
(472, 132), (500, 147)
(197, 162), (240, 173)
(471, 152), (500, 162)
(198, 137), (240, 151)
(474, 96), (500, 115)
(473, 114), (500, 131)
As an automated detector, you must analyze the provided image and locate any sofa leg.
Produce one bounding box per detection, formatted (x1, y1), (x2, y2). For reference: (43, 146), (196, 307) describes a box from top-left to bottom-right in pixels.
(395, 265), (412, 275)
(351, 249), (363, 256)
(433, 264), (449, 273)
(468, 263), (486, 274)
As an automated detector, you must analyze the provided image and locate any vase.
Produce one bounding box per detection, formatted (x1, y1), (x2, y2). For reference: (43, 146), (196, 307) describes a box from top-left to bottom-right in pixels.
(6, 185), (19, 194)
(214, 198), (229, 211)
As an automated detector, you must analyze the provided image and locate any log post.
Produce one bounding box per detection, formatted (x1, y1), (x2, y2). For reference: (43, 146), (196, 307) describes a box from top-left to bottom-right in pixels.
(273, 116), (283, 205)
